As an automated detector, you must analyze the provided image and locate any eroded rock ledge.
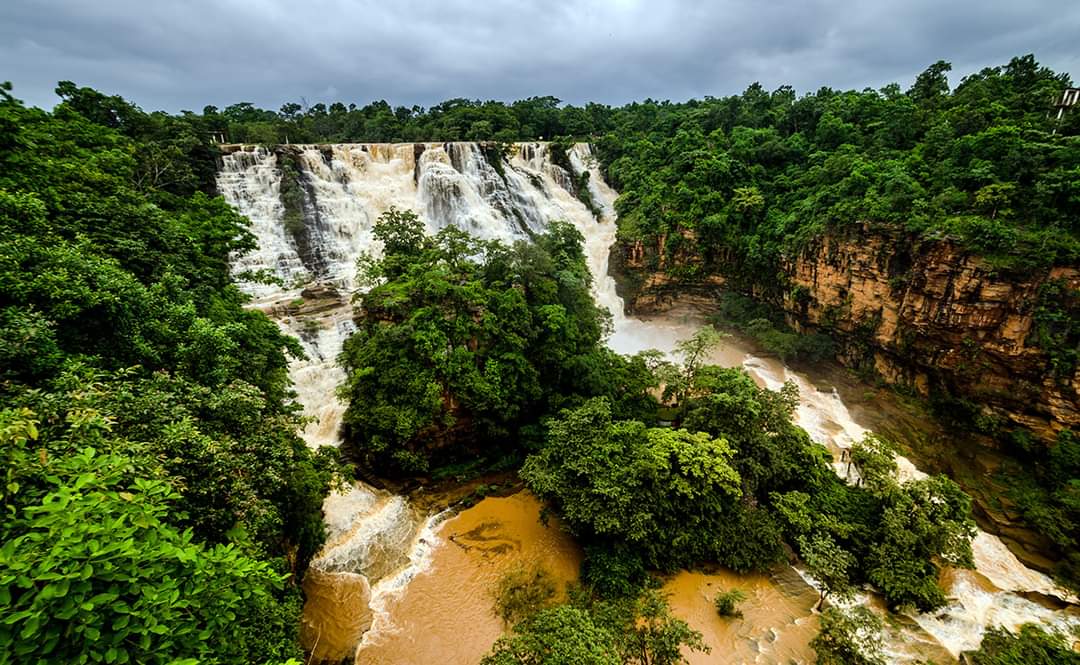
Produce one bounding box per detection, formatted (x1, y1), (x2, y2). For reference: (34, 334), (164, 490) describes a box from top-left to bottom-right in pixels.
(612, 224), (1080, 444)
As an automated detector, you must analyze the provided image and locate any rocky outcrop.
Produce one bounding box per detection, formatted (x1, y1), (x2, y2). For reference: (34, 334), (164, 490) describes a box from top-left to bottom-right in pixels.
(614, 224), (1080, 443)
(611, 230), (730, 312)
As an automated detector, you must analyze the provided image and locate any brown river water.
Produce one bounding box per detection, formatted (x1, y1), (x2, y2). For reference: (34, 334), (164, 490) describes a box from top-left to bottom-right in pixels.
(215, 143), (1079, 664)
(308, 489), (823, 665)
(356, 492), (581, 664)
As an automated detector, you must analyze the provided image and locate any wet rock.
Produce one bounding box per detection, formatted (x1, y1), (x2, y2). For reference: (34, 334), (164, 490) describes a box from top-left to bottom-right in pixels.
(301, 284), (341, 301)
(1016, 589), (1076, 611)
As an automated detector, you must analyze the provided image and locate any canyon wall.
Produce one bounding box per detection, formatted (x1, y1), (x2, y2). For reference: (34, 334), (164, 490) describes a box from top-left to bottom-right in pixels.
(614, 225), (1080, 443)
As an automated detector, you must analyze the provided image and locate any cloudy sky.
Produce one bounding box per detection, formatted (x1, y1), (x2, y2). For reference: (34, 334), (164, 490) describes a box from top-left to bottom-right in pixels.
(3, 0), (1078, 112)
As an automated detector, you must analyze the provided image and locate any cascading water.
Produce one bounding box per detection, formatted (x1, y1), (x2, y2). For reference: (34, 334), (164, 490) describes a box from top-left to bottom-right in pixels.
(219, 141), (1079, 663)
(741, 355), (1078, 659)
(218, 141), (621, 661)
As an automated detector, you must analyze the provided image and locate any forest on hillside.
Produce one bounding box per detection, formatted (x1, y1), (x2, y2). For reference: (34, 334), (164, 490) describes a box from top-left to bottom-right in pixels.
(1, 53), (1079, 664)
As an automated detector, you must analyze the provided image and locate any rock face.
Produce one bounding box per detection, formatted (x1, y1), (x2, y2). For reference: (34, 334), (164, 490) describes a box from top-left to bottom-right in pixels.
(614, 224), (1080, 443)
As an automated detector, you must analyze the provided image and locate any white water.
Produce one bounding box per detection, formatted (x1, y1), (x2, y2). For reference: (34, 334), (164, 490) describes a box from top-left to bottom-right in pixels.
(218, 141), (627, 657)
(220, 142), (1078, 662)
(737, 355), (1078, 658)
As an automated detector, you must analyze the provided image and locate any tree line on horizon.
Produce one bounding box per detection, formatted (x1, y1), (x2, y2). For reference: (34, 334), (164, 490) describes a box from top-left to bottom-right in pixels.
(1, 50), (1078, 664)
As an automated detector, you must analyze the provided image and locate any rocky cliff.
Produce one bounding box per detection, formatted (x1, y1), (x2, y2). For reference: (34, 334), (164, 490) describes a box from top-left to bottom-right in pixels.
(613, 224), (1080, 443)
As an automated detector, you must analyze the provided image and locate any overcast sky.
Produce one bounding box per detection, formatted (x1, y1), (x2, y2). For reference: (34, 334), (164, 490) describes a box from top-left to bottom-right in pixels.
(3, 0), (1078, 113)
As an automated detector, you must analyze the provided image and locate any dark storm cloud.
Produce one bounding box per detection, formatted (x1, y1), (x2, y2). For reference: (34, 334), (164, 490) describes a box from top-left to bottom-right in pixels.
(3, 0), (1078, 112)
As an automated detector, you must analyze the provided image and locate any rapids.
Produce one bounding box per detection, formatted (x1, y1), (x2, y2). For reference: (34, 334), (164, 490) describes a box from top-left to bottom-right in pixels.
(218, 141), (1079, 663)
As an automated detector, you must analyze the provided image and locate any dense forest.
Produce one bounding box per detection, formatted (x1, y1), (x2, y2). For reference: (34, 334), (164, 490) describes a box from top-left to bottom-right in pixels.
(0, 82), (342, 663)
(341, 208), (976, 611)
(2, 52), (1079, 664)
(60, 53), (1079, 374)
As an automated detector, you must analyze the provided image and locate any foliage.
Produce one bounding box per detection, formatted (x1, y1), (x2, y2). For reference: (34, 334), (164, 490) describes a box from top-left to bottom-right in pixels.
(580, 543), (649, 599)
(0, 408), (303, 665)
(799, 533), (858, 609)
(811, 607), (886, 665)
(596, 588), (709, 665)
(1003, 429), (1080, 589)
(965, 624), (1080, 665)
(0, 83), (338, 661)
(863, 474), (976, 609)
(771, 434), (974, 610)
(341, 209), (658, 472)
(712, 588), (746, 618)
(525, 346), (973, 609)
(711, 292), (836, 363)
(679, 365), (831, 496)
(658, 325), (728, 406)
(483, 585), (707, 665)
(494, 565), (558, 625)
(848, 434), (898, 490)
(522, 397), (744, 572)
(481, 605), (622, 665)
(1028, 278), (1080, 377)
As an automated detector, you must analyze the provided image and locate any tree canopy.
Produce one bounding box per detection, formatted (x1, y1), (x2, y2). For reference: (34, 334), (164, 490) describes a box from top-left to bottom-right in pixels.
(0, 81), (339, 663)
(340, 209), (658, 473)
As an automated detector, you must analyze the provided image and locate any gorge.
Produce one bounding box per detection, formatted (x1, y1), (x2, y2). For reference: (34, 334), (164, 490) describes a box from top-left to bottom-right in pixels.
(217, 141), (1080, 663)
(3, 10), (1079, 659)
(614, 224), (1080, 445)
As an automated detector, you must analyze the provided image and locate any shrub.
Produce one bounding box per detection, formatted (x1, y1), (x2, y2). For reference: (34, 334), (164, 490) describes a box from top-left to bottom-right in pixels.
(494, 565), (558, 625)
(713, 589), (746, 617)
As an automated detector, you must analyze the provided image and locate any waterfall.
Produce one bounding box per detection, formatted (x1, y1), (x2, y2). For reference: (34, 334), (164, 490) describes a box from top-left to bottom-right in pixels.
(218, 147), (309, 299)
(219, 142), (1078, 663)
(218, 141), (614, 660)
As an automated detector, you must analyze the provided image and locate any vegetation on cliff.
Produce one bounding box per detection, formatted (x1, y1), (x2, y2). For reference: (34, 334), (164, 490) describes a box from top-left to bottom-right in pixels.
(1003, 428), (1080, 588)
(0, 83), (339, 663)
(596, 55), (1079, 276)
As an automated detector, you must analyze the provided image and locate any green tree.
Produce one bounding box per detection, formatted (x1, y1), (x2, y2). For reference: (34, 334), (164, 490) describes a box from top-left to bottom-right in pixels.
(341, 214), (647, 473)
(494, 565), (558, 625)
(800, 533), (858, 610)
(966, 624), (1080, 665)
(522, 397), (743, 571)
(0, 409), (300, 665)
(481, 606), (621, 665)
(908, 60), (953, 108)
(865, 475), (976, 610)
(604, 589), (708, 665)
(811, 607), (885, 665)
(848, 434), (897, 490)
(660, 326), (728, 407)
(713, 588), (746, 617)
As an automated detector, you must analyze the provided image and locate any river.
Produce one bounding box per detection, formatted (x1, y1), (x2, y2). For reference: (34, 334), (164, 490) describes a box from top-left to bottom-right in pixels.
(217, 141), (1079, 663)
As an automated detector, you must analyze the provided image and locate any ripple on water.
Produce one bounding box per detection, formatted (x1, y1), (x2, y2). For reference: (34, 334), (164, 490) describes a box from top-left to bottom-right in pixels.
(661, 566), (819, 664)
(356, 491), (581, 665)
